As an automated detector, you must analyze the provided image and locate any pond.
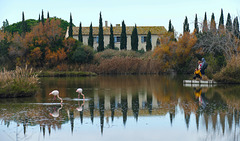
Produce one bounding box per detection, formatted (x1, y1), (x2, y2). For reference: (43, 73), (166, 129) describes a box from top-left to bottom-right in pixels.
(0, 75), (240, 141)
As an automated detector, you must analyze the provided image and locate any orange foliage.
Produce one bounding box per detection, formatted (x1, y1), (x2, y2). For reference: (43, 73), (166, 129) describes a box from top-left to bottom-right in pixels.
(45, 47), (67, 67)
(29, 47), (42, 67)
(57, 48), (67, 61)
(175, 32), (197, 64)
(0, 30), (5, 41)
(63, 37), (76, 53)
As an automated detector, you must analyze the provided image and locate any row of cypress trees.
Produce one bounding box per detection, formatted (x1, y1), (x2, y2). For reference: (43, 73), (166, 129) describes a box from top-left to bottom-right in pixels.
(68, 12), (152, 52)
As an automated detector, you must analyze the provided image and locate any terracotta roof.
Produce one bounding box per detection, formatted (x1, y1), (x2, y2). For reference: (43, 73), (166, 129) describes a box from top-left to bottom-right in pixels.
(72, 25), (167, 36)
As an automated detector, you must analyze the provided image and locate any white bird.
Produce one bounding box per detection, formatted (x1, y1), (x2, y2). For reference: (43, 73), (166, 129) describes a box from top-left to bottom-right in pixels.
(49, 90), (63, 104)
(76, 88), (85, 99)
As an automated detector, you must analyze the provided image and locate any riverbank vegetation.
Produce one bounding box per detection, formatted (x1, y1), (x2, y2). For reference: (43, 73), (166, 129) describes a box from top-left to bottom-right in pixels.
(0, 9), (240, 83)
(0, 66), (39, 97)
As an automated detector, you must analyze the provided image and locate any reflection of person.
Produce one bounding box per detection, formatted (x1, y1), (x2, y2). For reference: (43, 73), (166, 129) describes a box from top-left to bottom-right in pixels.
(76, 99), (85, 112)
(193, 60), (202, 80)
(49, 103), (63, 118)
(194, 87), (207, 109)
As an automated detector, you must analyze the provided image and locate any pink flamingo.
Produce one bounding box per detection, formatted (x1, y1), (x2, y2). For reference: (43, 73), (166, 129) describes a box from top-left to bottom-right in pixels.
(49, 90), (63, 104)
(76, 88), (85, 99)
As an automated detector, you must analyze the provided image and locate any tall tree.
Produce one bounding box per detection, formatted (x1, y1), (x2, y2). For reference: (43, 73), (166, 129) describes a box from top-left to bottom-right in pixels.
(146, 31), (152, 51)
(109, 24), (114, 49)
(78, 22), (83, 42)
(69, 13), (73, 38)
(131, 24), (138, 51)
(88, 23), (93, 47)
(38, 14), (40, 23)
(168, 20), (173, 32)
(202, 12), (208, 33)
(226, 13), (232, 32)
(120, 20), (127, 50)
(2, 19), (9, 32)
(98, 12), (104, 52)
(47, 11), (50, 19)
(183, 16), (190, 33)
(219, 9), (224, 29)
(22, 11), (27, 35)
(194, 14), (199, 33)
(210, 13), (216, 33)
(41, 9), (44, 25)
(233, 17), (239, 38)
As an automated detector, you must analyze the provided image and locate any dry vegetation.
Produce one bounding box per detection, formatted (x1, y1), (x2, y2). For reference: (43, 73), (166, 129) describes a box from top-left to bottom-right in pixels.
(0, 66), (40, 97)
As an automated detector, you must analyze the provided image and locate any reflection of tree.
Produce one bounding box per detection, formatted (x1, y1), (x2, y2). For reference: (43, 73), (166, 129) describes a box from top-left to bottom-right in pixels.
(99, 96), (104, 134)
(121, 96), (128, 126)
(89, 99), (94, 124)
(110, 96), (115, 122)
(132, 93), (139, 121)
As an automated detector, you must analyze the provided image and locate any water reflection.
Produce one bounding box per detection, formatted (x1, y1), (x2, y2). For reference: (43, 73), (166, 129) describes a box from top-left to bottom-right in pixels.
(0, 75), (240, 140)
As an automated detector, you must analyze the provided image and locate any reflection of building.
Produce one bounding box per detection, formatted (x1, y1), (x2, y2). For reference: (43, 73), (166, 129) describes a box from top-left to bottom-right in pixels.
(1, 88), (240, 138)
(65, 23), (167, 51)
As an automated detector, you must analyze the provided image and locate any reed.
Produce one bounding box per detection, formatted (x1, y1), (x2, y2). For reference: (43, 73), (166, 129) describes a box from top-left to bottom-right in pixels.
(0, 66), (40, 97)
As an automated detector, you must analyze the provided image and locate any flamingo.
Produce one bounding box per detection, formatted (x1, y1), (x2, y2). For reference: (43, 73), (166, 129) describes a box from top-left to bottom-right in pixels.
(76, 88), (85, 99)
(49, 90), (63, 104)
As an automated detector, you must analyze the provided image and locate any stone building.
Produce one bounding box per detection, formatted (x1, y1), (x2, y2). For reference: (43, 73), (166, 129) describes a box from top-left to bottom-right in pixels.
(65, 21), (167, 51)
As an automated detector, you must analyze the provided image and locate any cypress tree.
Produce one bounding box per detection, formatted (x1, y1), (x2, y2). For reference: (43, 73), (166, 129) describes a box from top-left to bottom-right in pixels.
(69, 13), (73, 38)
(22, 11), (27, 35)
(202, 12), (208, 33)
(168, 20), (173, 32)
(226, 13), (232, 32)
(41, 9), (44, 25)
(38, 14), (40, 23)
(131, 24), (138, 51)
(219, 9), (224, 29)
(78, 22), (83, 42)
(98, 12), (104, 52)
(120, 20), (127, 50)
(47, 11), (50, 19)
(183, 16), (190, 33)
(109, 24), (114, 49)
(146, 31), (152, 51)
(233, 17), (239, 38)
(210, 13), (216, 33)
(88, 23), (93, 47)
(194, 14), (199, 33)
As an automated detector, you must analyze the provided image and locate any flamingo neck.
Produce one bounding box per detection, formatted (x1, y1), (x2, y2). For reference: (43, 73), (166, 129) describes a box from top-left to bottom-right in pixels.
(57, 94), (63, 103)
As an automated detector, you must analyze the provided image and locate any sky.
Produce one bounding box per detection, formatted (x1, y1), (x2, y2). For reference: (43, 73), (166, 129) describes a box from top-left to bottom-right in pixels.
(0, 0), (240, 35)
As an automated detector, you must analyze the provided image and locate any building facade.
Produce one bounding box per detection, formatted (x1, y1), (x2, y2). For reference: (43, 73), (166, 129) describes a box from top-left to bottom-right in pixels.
(65, 22), (167, 51)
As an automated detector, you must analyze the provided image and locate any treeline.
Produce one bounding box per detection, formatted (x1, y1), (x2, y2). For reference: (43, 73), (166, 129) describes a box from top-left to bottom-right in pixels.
(153, 9), (240, 82)
(1, 9), (240, 82)
(0, 10), (92, 70)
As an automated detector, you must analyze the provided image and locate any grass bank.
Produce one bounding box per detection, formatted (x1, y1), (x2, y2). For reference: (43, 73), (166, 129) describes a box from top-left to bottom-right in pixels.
(38, 70), (97, 77)
(0, 66), (39, 98)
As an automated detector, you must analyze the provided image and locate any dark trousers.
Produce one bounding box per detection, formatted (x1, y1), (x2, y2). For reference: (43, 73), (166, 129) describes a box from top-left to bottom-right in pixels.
(193, 74), (202, 80)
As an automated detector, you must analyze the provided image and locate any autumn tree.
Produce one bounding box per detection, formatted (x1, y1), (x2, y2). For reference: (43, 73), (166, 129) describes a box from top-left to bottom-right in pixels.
(202, 12), (208, 33)
(183, 16), (190, 33)
(78, 22), (83, 42)
(131, 24), (138, 51)
(88, 23), (93, 47)
(98, 12), (104, 52)
(109, 24), (114, 49)
(146, 31), (152, 51)
(194, 14), (199, 33)
(120, 20), (127, 50)
(210, 13), (216, 33)
(69, 13), (73, 38)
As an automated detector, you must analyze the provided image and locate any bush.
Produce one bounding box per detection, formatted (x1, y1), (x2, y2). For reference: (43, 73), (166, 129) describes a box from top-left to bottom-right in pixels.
(213, 55), (240, 83)
(71, 45), (94, 64)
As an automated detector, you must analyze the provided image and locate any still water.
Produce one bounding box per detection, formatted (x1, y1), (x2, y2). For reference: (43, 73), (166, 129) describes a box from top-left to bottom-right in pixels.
(0, 75), (240, 141)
